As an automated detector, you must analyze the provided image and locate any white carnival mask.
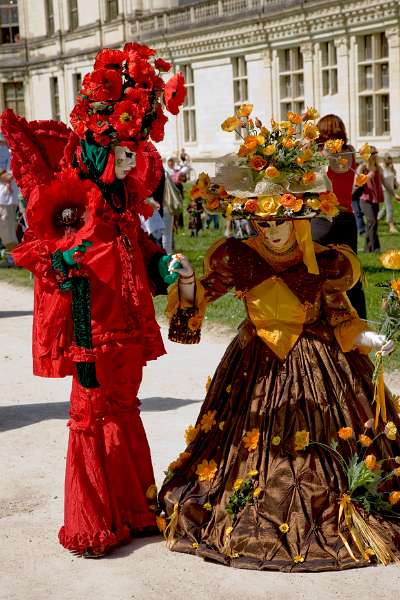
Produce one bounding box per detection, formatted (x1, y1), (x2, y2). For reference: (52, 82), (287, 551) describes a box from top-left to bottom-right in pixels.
(115, 145), (136, 180)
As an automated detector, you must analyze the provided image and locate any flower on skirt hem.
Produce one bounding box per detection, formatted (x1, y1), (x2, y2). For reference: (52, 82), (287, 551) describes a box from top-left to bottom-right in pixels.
(293, 554), (305, 563)
(359, 434), (373, 447)
(203, 502), (212, 511)
(271, 435), (281, 446)
(253, 487), (262, 498)
(233, 479), (243, 491)
(185, 424), (199, 446)
(219, 421), (225, 431)
(247, 470), (258, 478)
(384, 421), (397, 441)
(200, 410), (217, 433)
(389, 491), (400, 505)
(225, 527), (234, 536)
(196, 459), (218, 482)
(364, 454), (377, 470)
(169, 451), (191, 471)
(338, 427), (353, 440)
(192, 542), (199, 549)
(279, 523), (290, 533)
(294, 430), (309, 451)
(243, 428), (260, 451)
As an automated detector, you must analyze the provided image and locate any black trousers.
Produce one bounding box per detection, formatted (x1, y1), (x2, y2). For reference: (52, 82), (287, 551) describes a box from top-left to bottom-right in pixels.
(311, 212), (367, 319)
(360, 201), (380, 253)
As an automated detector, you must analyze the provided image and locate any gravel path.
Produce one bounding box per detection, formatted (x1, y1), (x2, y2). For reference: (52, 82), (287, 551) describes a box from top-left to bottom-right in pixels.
(1, 281), (400, 600)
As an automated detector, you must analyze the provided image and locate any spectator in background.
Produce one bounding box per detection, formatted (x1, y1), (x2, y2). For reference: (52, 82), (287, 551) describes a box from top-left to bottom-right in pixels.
(312, 114), (366, 318)
(0, 133), (19, 260)
(378, 153), (398, 233)
(165, 157), (178, 179)
(356, 147), (399, 253)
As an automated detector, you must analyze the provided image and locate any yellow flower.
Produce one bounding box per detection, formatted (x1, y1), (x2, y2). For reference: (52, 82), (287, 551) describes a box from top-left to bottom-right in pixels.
(391, 280), (400, 300)
(247, 470), (259, 477)
(256, 134), (266, 145)
(156, 515), (167, 532)
(355, 173), (368, 187)
(261, 126), (270, 136)
(303, 107), (320, 120)
(306, 197), (321, 211)
(257, 195), (281, 216)
(271, 118), (279, 130)
(293, 554), (304, 563)
(196, 458), (218, 482)
(294, 430), (310, 451)
(225, 526), (233, 536)
(300, 148), (313, 162)
(221, 116), (241, 132)
(319, 191), (339, 218)
(338, 426), (353, 440)
(185, 424), (199, 446)
(236, 103), (253, 117)
(384, 421), (397, 441)
(243, 428), (260, 451)
(200, 410), (217, 433)
(279, 523), (290, 533)
(225, 203), (233, 218)
(263, 144), (276, 156)
(253, 487), (262, 498)
(303, 122), (319, 140)
(197, 172), (211, 189)
(394, 467), (400, 477)
(282, 137), (295, 149)
(364, 454), (377, 470)
(380, 250), (400, 270)
(324, 139), (344, 154)
(226, 384), (232, 393)
(219, 421), (225, 430)
(145, 484), (158, 500)
(359, 143), (372, 160)
(279, 120), (291, 129)
(271, 435), (281, 446)
(192, 542), (199, 548)
(233, 478), (243, 491)
(389, 491), (400, 505)
(169, 451), (191, 471)
(265, 165), (280, 179)
(203, 502), (212, 511)
(359, 434), (373, 447)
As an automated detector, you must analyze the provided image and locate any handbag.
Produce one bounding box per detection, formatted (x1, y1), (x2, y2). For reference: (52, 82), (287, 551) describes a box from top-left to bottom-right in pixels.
(168, 281), (201, 344)
(163, 173), (183, 216)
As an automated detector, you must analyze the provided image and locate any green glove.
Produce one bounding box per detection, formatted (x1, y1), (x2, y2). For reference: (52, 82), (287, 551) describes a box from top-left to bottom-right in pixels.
(62, 240), (93, 267)
(158, 255), (181, 285)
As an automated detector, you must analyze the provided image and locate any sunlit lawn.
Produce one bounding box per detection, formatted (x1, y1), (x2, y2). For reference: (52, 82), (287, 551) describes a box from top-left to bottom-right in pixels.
(2, 194), (400, 366)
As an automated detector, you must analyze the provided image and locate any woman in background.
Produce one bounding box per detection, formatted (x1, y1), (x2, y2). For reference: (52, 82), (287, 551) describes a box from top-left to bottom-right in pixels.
(311, 114), (366, 319)
(378, 153), (398, 233)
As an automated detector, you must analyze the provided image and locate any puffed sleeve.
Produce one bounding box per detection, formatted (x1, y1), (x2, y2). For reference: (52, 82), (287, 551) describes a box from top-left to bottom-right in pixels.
(136, 226), (167, 296)
(166, 238), (235, 342)
(12, 230), (59, 291)
(320, 245), (368, 352)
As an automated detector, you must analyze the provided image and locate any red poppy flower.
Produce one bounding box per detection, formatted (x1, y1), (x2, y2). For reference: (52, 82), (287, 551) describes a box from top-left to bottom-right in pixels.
(124, 87), (151, 113)
(70, 100), (88, 138)
(93, 132), (113, 147)
(149, 104), (168, 143)
(81, 69), (122, 101)
(164, 73), (186, 115)
(86, 113), (111, 134)
(109, 100), (143, 138)
(155, 57), (172, 72)
(127, 54), (157, 87)
(94, 48), (127, 70)
(26, 175), (103, 249)
(123, 42), (156, 58)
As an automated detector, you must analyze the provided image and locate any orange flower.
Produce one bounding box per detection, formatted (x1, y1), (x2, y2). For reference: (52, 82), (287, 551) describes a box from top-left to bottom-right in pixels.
(288, 111), (303, 124)
(394, 467), (400, 477)
(243, 428), (260, 451)
(196, 458), (218, 482)
(200, 410), (217, 432)
(380, 250), (400, 270)
(145, 484), (158, 500)
(389, 491), (400, 505)
(364, 454), (377, 470)
(282, 137), (295, 149)
(286, 126), (296, 136)
(293, 554), (305, 563)
(156, 515), (167, 532)
(303, 122), (319, 140)
(185, 424), (199, 446)
(359, 434), (373, 447)
(280, 193), (303, 212)
(294, 430), (310, 451)
(221, 116), (241, 132)
(205, 375), (212, 392)
(319, 191), (339, 217)
(391, 280), (400, 300)
(236, 103), (253, 117)
(359, 143), (372, 161)
(249, 155), (267, 171)
(355, 173), (368, 187)
(244, 199), (258, 213)
(324, 139), (344, 154)
(205, 197), (220, 211)
(265, 165), (280, 178)
(169, 451), (191, 471)
(197, 172), (211, 189)
(188, 315), (202, 331)
(302, 172), (317, 186)
(338, 426), (353, 440)
(261, 126), (270, 136)
(238, 136), (259, 156)
(190, 185), (205, 200)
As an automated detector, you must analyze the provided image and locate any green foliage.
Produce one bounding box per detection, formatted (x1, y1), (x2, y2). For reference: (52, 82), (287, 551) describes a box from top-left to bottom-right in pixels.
(346, 453), (382, 495)
(226, 478), (254, 522)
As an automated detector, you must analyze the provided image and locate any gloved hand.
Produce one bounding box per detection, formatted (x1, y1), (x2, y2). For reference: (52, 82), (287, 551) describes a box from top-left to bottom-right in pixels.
(355, 331), (395, 356)
(158, 255), (181, 285)
(62, 240), (93, 267)
(168, 254), (194, 278)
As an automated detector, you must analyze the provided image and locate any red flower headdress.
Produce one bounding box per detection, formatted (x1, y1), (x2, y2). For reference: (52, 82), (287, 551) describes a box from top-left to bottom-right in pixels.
(70, 43), (186, 148)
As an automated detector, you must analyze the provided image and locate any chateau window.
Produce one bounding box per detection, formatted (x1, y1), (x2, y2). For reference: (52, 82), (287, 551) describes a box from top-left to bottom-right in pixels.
(51, 76), (60, 121)
(321, 41), (337, 96)
(232, 56), (248, 111)
(73, 72), (82, 99)
(0, 0), (19, 44)
(106, 0), (119, 21)
(358, 32), (390, 136)
(68, 0), (79, 31)
(279, 47), (304, 118)
(181, 65), (196, 143)
(3, 81), (24, 115)
(45, 0), (55, 35)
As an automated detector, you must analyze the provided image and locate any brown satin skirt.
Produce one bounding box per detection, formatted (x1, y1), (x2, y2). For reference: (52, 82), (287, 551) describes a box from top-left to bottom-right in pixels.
(159, 322), (400, 572)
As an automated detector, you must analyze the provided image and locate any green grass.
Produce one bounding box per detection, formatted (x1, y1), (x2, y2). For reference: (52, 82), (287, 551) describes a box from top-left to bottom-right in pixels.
(2, 191), (400, 366)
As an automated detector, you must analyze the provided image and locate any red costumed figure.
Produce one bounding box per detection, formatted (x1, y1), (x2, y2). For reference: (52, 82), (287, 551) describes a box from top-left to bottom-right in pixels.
(1, 43), (186, 557)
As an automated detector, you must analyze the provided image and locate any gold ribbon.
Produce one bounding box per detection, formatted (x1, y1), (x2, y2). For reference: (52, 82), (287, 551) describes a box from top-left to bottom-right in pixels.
(373, 351), (387, 429)
(164, 502), (179, 548)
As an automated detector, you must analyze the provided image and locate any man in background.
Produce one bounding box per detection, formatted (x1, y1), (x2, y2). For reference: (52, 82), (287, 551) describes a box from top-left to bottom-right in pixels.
(0, 132), (19, 265)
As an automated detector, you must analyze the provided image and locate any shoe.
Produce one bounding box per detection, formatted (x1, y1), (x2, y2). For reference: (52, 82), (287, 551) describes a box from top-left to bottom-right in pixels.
(82, 547), (107, 559)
